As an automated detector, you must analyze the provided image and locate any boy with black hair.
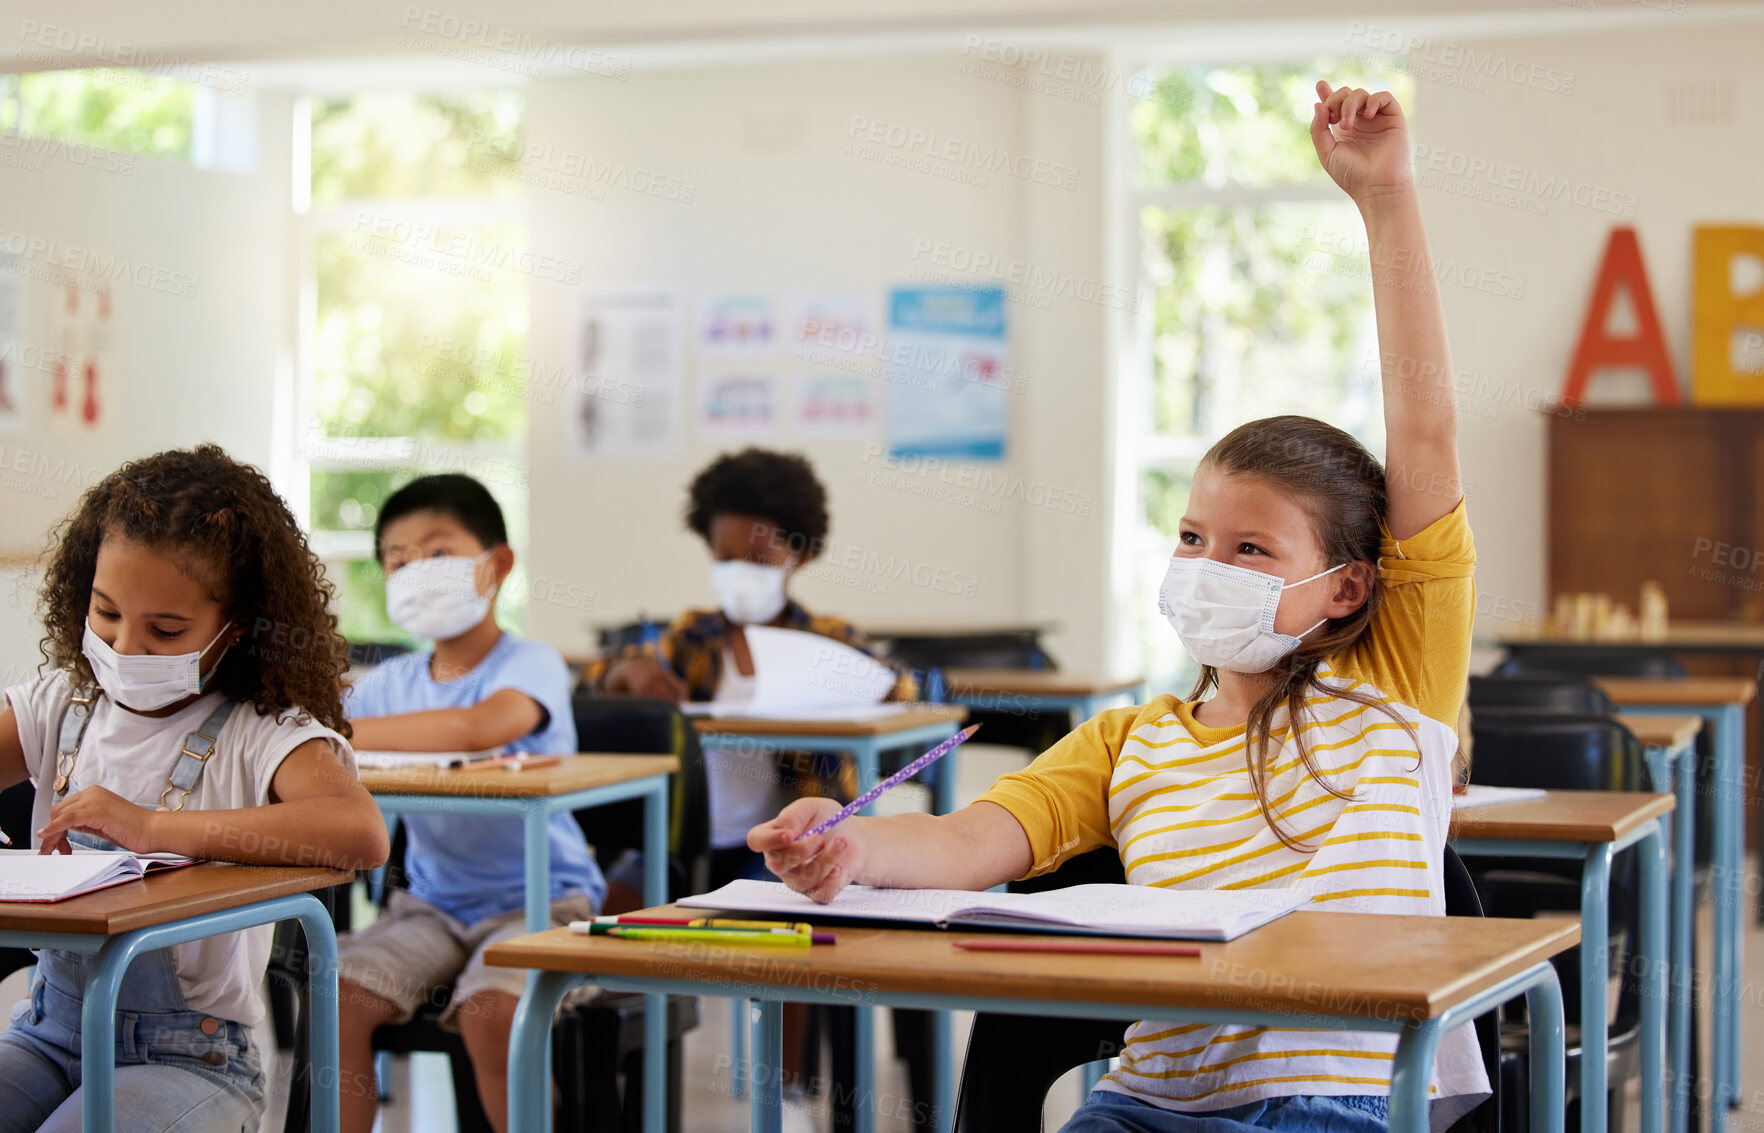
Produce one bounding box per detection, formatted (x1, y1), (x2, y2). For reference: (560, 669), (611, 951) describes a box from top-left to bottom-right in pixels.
(336, 473), (602, 1133)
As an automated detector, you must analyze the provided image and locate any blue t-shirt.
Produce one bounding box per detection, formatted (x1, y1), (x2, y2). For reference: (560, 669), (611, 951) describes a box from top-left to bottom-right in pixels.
(346, 633), (606, 924)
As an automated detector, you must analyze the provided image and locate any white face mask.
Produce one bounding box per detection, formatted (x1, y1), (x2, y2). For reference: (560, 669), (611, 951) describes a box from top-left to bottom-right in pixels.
(1158, 557), (1346, 674)
(711, 560), (790, 625)
(82, 618), (233, 711)
(386, 552), (493, 642)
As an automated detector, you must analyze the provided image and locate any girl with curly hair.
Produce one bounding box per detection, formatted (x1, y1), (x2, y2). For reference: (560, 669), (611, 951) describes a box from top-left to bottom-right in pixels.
(0, 443), (388, 1133)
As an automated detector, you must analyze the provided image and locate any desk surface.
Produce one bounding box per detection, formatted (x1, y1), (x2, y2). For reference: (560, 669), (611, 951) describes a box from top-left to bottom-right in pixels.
(942, 669), (1144, 698)
(866, 623), (1059, 639)
(1451, 789), (1674, 843)
(484, 904), (1577, 1021)
(1617, 713), (1703, 749)
(1594, 676), (1758, 708)
(688, 705), (967, 737)
(361, 753), (678, 799)
(0, 863), (351, 936)
(1498, 621), (1764, 650)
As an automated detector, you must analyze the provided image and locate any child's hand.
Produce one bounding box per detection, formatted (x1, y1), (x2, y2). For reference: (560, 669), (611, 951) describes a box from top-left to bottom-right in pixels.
(748, 798), (864, 904)
(1309, 80), (1412, 208)
(604, 656), (689, 703)
(36, 786), (160, 855)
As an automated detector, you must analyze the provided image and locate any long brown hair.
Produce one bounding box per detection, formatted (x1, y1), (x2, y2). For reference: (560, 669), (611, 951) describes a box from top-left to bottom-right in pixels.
(1185, 416), (1417, 851)
(38, 444), (352, 735)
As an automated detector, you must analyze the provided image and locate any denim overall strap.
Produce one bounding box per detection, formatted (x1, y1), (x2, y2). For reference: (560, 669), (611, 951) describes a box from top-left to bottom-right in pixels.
(156, 700), (237, 812)
(51, 688), (99, 797)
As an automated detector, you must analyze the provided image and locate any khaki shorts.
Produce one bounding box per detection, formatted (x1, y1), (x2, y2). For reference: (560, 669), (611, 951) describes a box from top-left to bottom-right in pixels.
(337, 888), (599, 1030)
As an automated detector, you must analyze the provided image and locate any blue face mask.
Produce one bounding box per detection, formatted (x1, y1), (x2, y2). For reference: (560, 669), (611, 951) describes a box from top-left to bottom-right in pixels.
(81, 618), (232, 711)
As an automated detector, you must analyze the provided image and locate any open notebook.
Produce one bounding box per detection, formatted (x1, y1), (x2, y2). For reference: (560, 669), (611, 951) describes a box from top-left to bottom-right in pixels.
(680, 880), (1310, 942)
(1452, 785), (1549, 810)
(0, 849), (197, 903)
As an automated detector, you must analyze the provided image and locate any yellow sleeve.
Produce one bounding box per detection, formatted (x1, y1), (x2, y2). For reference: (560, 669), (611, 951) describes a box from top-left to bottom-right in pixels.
(1333, 496), (1476, 728)
(973, 704), (1145, 880)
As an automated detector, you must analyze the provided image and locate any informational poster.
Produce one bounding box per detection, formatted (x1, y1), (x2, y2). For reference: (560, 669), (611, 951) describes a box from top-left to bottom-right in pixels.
(697, 372), (779, 438)
(884, 285), (1008, 461)
(82, 285), (110, 429)
(568, 286), (683, 459)
(793, 373), (877, 438)
(787, 291), (877, 357)
(0, 258), (20, 433)
(48, 281), (82, 433)
(697, 293), (777, 356)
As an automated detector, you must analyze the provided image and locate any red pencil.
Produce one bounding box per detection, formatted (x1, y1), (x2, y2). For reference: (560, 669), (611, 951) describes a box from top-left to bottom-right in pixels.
(952, 938), (1202, 957)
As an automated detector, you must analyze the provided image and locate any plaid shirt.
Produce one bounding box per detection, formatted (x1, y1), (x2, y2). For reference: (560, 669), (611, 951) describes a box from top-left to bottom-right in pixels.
(580, 602), (919, 801)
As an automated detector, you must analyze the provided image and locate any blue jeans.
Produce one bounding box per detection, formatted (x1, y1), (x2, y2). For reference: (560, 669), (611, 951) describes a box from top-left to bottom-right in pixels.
(0, 834), (265, 1132)
(1061, 1089), (1389, 1132)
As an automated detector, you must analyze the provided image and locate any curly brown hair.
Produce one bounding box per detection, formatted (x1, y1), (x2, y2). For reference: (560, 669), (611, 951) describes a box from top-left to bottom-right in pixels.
(38, 444), (351, 735)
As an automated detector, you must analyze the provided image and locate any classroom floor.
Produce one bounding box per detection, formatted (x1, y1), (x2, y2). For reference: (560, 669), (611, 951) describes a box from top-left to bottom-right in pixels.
(2, 741), (1760, 1132)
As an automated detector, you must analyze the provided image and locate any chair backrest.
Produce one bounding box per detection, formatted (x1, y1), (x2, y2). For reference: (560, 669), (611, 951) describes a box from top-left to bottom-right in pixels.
(569, 690), (711, 901)
(1466, 710), (1645, 793)
(878, 630), (1057, 675)
(1468, 673), (1617, 716)
(345, 640), (413, 669)
(1493, 647), (1687, 679)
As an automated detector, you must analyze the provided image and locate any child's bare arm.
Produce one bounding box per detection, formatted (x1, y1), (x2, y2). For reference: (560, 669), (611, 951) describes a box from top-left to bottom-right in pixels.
(348, 688), (545, 752)
(37, 738), (391, 869)
(749, 798), (1032, 903)
(1311, 80), (1460, 540)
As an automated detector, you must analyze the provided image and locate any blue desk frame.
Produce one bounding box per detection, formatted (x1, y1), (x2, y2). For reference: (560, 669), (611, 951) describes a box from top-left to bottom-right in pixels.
(506, 951), (1569, 1133)
(1634, 729), (1699, 1133)
(0, 891), (341, 1133)
(369, 770), (672, 1133)
(694, 716), (962, 1132)
(1618, 698), (1747, 1129)
(1454, 811), (1670, 1133)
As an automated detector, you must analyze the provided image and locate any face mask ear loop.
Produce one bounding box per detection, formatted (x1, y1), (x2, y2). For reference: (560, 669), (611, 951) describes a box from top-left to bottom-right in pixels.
(1282, 562), (1347, 591)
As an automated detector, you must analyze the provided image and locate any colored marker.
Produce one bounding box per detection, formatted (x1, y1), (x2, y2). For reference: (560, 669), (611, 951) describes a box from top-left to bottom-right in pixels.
(952, 938), (1202, 957)
(796, 724), (980, 842)
(596, 915), (814, 934)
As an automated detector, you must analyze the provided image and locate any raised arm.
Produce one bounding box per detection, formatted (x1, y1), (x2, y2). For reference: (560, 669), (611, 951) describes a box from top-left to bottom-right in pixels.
(1311, 80), (1460, 540)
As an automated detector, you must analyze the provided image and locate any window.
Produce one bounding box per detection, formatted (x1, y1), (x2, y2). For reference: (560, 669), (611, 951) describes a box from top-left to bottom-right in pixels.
(1120, 61), (1411, 691)
(291, 91), (533, 645)
(1, 69), (198, 159)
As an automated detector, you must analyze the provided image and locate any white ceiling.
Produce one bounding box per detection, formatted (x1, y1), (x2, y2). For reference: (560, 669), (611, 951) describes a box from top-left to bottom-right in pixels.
(3, 0), (1762, 89)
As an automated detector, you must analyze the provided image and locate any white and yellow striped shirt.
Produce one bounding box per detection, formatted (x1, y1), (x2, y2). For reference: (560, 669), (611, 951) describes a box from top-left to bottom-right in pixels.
(977, 498), (1488, 1125)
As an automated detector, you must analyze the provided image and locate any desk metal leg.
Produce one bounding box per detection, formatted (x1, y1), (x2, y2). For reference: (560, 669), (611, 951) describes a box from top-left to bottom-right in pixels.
(1673, 748), (1695, 1133)
(1526, 962), (1568, 1133)
(1639, 823), (1667, 1133)
(524, 804), (555, 1133)
(1715, 703), (1745, 1109)
(752, 999), (784, 1133)
(1388, 1018), (1443, 1133)
(643, 780), (669, 1133)
(79, 895), (341, 1133)
(509, 971), (577, 1133)
(1579, 842), (1614, 1133)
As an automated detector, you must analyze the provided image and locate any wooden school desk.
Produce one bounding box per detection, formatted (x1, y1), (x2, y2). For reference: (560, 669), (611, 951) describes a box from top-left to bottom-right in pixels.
(0, 863), (351, 1133)
(488, 905), (1579, 1133)
(1597, 675), (1756, 1121)
(1452, 789), (1673, 1133)
(939, 668), (1146, 726)
(360, 753), (677, 1133)
(688, 705), (966, 1119)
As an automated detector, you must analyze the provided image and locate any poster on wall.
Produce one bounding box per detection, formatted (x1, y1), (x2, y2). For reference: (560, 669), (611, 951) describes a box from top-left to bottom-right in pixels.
(787, 292), (878, 362)
(567, 286), (683, 459)
(793, 373), (877, 438)
(697, 372), (779, 439)
(48, 281), (83, 434)
(884, 285), (1008, 461)
(697, 293), (777, 356)
(0, 258), (20, 433)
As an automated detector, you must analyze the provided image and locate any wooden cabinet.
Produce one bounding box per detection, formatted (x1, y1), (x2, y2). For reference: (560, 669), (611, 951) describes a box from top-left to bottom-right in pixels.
(1550, 408), (1764, 622)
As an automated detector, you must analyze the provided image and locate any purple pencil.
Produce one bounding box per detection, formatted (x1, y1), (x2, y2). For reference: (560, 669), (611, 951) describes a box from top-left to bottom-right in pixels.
(796, 724), (980, 841)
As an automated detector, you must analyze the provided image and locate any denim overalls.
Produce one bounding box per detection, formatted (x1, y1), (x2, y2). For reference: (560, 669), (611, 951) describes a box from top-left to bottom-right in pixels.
(0, 697), (267, 1133)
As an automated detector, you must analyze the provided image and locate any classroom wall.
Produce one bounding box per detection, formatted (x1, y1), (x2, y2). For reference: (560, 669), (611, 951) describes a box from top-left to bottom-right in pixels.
(523, 54), (1122, 672)
(1407, 19), (1764, 654)
(0, 92), (294, 687)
